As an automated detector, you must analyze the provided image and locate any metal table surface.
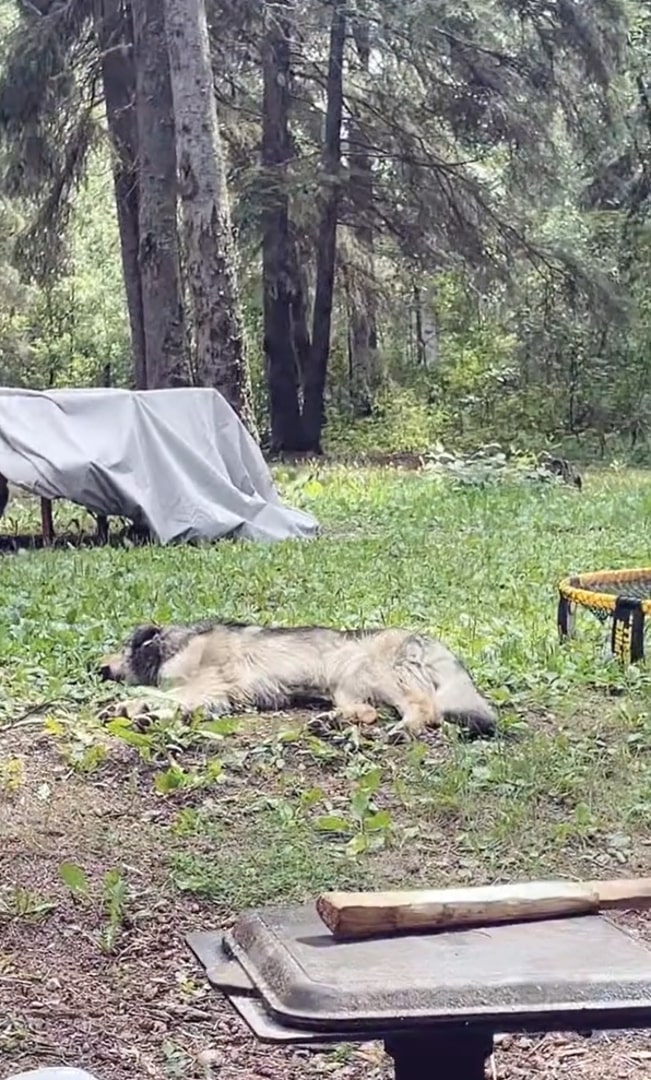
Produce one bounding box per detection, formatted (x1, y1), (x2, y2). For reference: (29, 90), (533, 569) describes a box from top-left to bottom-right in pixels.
(188, 904), (651, 1080)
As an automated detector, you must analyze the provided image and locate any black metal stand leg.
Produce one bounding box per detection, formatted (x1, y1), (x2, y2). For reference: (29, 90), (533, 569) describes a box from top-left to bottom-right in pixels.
(385, 1030), (493, 1080)
(96, 515), (109, 544)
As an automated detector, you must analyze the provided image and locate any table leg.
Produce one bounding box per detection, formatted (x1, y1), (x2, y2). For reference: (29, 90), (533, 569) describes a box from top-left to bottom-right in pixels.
(385, 1030), (493, 1080)
(40, 498), (54, 546)
(96, 515), (109, 544)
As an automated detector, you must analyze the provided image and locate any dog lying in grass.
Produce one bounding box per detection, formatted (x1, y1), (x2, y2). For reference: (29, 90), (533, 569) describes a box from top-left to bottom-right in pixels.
(98, 620), (497, 739)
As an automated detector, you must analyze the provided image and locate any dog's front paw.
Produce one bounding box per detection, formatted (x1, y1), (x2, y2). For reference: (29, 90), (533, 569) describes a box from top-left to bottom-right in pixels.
(339, 703), (378, 727)
(99, 696), (181, 723)
(387, 719), (422, 744)
(99, 697), (153, 722)
(305, 709), (344, 736)
(307, 703), (378, 735)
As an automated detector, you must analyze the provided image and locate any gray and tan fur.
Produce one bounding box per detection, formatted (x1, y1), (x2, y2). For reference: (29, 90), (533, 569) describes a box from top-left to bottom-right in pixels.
(99, 620), (497, 737)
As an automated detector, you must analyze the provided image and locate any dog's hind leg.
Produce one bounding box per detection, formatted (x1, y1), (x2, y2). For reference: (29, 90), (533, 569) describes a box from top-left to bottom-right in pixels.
(419, 637), (497, 736)
(395, 690), (439, 735)
(383, 634), (495, 738)
(367, 674), (440, 737)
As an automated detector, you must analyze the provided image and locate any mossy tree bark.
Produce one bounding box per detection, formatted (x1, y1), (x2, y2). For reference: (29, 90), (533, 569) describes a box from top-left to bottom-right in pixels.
(164, 0), (257, 434)
(132, 0), (188, 388)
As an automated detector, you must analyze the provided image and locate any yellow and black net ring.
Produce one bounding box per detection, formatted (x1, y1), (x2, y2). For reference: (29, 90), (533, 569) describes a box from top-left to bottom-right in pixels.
(557, 566), (651, 663)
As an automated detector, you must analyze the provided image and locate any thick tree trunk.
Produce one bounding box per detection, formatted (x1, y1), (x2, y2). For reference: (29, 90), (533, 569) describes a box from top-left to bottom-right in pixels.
(93, 0), (146, 389)
(289, 236), (312, 381)
(348, 12), (378, 417)
(261, 0), (305, 452)
(301, 0), (346, 453)
(164, 0), (257, 434)
(132, 0), (188, 388)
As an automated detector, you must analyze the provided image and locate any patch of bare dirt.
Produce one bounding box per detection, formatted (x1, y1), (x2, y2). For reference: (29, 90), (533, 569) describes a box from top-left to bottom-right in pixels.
(2, 724), (651, 1080)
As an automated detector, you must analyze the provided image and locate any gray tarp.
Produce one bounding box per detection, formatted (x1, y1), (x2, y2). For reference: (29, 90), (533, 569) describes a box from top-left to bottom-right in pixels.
(0, 387), (318, 544)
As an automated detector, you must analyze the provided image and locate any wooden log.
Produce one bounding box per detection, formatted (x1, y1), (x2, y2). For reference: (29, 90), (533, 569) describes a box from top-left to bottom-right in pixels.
(316, 877), (651, 939)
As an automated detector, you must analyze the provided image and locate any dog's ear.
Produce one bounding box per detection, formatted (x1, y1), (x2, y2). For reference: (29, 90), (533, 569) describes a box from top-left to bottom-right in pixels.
(131, 624), (161, 650)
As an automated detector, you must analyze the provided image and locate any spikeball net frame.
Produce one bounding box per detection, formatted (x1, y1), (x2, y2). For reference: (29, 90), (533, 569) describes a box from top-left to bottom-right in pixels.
(557, 567), (651, 663)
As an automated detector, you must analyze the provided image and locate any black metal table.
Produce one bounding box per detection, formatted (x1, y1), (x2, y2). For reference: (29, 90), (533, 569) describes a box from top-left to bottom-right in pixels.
(187, 904), (651, 1080)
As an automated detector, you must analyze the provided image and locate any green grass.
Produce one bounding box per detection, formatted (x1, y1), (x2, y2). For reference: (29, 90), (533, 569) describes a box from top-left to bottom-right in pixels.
(3, 464), (651, 910)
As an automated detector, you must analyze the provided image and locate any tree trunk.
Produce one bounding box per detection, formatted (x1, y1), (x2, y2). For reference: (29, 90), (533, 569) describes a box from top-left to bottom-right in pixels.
(288, 229), (312, 381)
(261, 0), (306, 452)
(413, 283), (425, 364)
(164, 0), (257, 434)
(343, 261), (374, 416)
(132, 0), (188, 388)
(301, 0), (346, 453)
(348, 10), (378, 417)
(93, 0), (146, 389)
(412, 282), (438, 366)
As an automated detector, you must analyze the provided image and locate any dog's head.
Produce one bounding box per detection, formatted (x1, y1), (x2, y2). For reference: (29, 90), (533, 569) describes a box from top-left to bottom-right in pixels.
(98, 623), (164, 686)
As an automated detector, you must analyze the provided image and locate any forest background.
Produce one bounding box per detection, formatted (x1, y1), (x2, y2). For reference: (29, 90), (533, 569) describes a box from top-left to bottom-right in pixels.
(0, 0), (647, 461)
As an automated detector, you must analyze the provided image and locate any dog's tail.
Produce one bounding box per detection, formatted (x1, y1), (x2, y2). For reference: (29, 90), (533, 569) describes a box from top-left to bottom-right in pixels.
(400, 635), (497, 737)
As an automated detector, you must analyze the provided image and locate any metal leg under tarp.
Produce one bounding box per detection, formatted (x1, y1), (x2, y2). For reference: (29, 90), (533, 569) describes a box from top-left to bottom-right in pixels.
(40, 497), (54, 546)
